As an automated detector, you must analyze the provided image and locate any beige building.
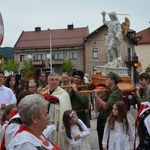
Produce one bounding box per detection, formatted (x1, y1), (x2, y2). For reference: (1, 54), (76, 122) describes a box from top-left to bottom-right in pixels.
(135, 27), (150, 72)
(14, 24), (89, 80)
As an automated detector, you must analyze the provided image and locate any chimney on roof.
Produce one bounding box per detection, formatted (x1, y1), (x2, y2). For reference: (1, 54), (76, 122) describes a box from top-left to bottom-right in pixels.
(35, 27), (41, 32)
(67, 24), (74, 30)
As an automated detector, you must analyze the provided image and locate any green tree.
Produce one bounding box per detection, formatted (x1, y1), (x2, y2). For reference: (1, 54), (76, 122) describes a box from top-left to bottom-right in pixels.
(4, 59), (20, 74)
(145, 64), (150, 73)
(0, 53), (6, 59)
(0, 53), (6, 70)
(0, 58), (5, 70)
(22, 60), (35, 78)
(61, 59), (74, 74)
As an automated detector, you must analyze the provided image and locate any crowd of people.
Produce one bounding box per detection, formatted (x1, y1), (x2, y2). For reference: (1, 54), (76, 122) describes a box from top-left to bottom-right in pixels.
(0, 69), (150, 150)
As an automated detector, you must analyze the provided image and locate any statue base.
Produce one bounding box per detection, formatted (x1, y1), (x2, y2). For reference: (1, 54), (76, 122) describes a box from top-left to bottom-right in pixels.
(92, 66), (136, 92)
(96, 66), (129, 76)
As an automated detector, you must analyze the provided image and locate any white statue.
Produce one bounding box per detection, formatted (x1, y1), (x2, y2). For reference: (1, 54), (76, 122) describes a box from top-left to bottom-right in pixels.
(102, 11), (123, 67)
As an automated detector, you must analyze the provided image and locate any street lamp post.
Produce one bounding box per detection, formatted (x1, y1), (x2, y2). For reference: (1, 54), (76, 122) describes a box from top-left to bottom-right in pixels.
(47, 29), (53, 73)
(50, 32), (52, 73)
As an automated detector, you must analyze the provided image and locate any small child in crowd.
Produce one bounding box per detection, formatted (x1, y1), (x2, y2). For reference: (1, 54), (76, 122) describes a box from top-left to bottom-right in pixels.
(102, 101), (134, 150)
(0, 104), (17, 146)
(136, 72), (150, 110)
(62, 110), (91, 150)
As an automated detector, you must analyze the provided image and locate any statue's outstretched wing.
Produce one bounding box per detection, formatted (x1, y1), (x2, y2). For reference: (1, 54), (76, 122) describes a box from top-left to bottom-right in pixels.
(121, 17), (130, 42)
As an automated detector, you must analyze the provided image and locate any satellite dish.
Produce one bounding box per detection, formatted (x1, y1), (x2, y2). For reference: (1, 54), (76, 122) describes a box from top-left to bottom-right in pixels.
(0, 12), (4, 46)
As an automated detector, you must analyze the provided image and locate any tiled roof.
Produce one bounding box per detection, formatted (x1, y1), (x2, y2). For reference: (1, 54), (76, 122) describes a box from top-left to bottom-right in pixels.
(84, 25), (137, 45)
(136, 27), (150, 44)
(84, 25), (105, 40)
(14, 26), (89, 50)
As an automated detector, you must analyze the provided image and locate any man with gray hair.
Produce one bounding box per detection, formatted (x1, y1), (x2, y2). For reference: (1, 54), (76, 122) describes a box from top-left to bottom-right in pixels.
(41, 73), (72, 149)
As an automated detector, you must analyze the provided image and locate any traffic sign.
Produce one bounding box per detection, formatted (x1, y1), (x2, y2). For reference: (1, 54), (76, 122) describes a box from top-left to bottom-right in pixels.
(0, 12), (4, 46)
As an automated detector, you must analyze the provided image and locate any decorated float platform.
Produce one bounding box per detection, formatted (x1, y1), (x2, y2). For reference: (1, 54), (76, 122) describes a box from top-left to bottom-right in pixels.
(92, 66), (136, 92)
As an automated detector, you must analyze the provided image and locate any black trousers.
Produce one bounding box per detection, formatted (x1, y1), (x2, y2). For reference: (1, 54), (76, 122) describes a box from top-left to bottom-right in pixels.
(76, 111), (87, 126)
(97, 116), (105, 150)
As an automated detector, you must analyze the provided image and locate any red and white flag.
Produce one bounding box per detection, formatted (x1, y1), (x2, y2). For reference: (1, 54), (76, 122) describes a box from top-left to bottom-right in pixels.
(0, 12), (4, 46)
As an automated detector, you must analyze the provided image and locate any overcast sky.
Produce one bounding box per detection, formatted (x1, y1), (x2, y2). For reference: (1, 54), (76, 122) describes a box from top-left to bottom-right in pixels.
(0, 0), (150, 47)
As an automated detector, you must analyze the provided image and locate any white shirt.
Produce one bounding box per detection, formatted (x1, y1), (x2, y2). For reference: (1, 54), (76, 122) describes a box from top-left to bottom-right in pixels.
(5, 113), (20, 146)
(6, 130), (54, 150)
(5, 113), (56, 147)
(102, 119), (134, 150)
(61, 119), (91, 150)
(0, 85), (17, 108)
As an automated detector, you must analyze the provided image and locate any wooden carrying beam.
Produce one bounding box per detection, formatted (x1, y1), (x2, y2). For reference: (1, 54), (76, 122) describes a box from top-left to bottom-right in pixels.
(60, 81), (93, 89)
(78, 89), (108, 94)
(61, 84), (135, 94)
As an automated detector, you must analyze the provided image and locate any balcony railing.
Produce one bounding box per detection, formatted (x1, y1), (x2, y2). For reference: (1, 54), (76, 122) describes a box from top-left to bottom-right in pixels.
(32, 60), (45, 65)
(52, 59), (64, 64)
(125, 56), (138, 64)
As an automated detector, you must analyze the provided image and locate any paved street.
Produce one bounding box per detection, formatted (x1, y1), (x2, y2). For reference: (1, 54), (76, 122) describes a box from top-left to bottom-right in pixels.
(87, 111), (98, 150)
(87, 106), (138, 150)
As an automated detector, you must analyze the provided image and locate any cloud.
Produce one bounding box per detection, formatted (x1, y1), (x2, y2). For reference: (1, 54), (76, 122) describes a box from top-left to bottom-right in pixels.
(0, 0), (150, 46)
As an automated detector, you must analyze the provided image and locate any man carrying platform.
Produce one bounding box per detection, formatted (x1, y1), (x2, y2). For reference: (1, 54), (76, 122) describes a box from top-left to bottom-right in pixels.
(67, 70), (89, 127)
(93, 71), (123, 150)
